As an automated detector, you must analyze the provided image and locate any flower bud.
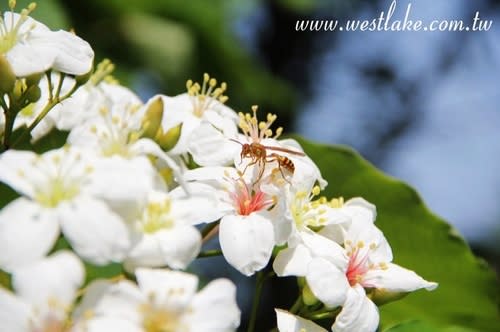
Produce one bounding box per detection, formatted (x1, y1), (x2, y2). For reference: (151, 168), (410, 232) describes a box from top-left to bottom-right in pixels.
(25, 73), (43, 87)
(0, 55), (16, 94)
(368, 288), (408, 306)
(155, 123), (182, 152)
(141, 96), (163, 139)
(12, 80), (25, 101)
(25, 85), (41, 103)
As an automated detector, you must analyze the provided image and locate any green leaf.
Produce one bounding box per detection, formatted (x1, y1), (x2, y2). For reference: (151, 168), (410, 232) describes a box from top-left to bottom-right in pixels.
(276, 0), (319, 13)
(84, 262), (124, 285)
(296, 137), (500, 331)
(385, 320), (480, 332)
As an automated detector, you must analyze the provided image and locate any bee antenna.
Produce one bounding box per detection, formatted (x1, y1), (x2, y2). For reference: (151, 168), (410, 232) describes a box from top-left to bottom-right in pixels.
(229, 138), (243, 146)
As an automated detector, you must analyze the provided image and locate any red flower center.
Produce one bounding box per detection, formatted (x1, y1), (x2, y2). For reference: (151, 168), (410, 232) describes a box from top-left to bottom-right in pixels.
(229, 179), (273, 216)
(346, 248), (370, 287)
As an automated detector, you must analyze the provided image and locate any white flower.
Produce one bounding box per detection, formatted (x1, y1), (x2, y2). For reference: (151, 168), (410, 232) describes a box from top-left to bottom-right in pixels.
(67, 97), (185, 190)
(0, 251), (84, 332)
(0, 147), (158, 270)
(185, 166), (283, 276)
(66, 96), (144, 158)
(155, 74), (238, 164)
(139, 76), (240, 167)
(274, 214), (437, 332)
(273, 197), (376, 276)
(276, 309), (327, 332)
(54, 63), (142, 134)
(124, 185), (222, 271)
(0, 3), (94, 77)
(18, 70), (141, 141)
(73, 268), (241, 332)
(280, 187), (361, 249)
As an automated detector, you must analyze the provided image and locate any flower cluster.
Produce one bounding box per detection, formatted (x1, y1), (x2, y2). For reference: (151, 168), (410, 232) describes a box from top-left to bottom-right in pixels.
(0, 3), (437, 332)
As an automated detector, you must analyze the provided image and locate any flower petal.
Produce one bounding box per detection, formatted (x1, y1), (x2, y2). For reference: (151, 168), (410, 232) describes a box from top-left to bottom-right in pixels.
(204, 107), (238, 136)
(273, 244), (312, 277)
(73, 280), (143, 325)
(87, 155), (161, 220)
(157, 226), (201, 269)
(59, 197), (130, 265)
(279, 138), (327, 189)
(343, 198), (376, 223)
(187, 122), (239, 166)
(275, 309), (327, 332)
(186, 279), (241, 332)
(346, 221), (393, 263)
(5, 42), (53, 76)
(0, 150), (38, 197)
(159, 94), (200, 155)
(12, 251), (84, 313)
(332, 285), (379, 332)
(219, 213), (275, 276)
(73, 317), (142, 332)
(0, 198), (59, 272)
(306, 258), (350, 308)
(0, 287), (31, 332)
(136, 268), (198, 310)
(300, 231), (349, 267)
(363, 263), (438, 292)
(28, 30), (94, 75)
(125, 226), (201, 270)
(169, 183), (226, 224)
(130, 138), (187, 191)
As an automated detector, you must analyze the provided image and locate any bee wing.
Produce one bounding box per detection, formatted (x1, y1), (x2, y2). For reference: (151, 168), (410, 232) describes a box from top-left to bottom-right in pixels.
(262, 145), (305, 156)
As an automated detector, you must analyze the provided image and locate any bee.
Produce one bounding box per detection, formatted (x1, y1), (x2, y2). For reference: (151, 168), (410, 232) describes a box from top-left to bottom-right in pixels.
(268, 153), (295, 178)
(230, 140), (305, 183)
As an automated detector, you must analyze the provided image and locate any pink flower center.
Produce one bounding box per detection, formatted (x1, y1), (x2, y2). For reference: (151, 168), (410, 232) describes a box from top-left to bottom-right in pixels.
(346, 248), (370, 287)
(32, 314), (67, 332)
(229, 179), (273, 216)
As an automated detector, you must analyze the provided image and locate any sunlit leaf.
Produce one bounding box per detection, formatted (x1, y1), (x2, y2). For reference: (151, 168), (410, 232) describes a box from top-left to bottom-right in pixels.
(296, 137), (500, 331)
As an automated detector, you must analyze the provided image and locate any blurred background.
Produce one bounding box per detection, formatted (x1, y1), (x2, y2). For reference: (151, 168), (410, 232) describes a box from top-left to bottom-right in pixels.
(5, 0), (499, 329)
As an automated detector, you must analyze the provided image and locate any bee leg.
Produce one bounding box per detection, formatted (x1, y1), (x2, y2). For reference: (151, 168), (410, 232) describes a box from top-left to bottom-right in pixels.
(241, 158), (259, 179)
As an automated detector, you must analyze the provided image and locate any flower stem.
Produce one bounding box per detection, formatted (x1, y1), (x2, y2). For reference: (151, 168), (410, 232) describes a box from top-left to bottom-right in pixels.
(289, 295), (303, 314)
(304, 307), (341, 320)
(197, 249), (223, 258)
(247, 270), (266, 332)
(201, 221), (219, 244)
(1, 96), (13, 150)
(11, 77), (79, 149)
